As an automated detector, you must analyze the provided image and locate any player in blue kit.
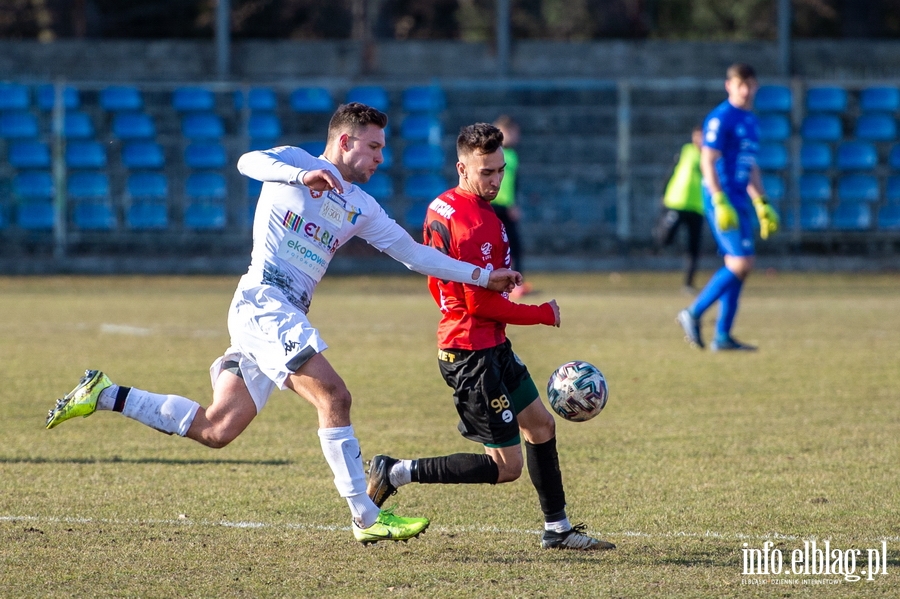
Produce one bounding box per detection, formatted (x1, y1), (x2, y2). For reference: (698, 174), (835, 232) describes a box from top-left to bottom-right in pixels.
(676, 63), (780, 351)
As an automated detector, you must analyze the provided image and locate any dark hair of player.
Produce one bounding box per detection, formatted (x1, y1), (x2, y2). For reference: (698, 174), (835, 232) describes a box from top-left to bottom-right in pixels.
(457, 123), (504, 158)
(726, 63), (757, 82)
(327, 102), (388, 145)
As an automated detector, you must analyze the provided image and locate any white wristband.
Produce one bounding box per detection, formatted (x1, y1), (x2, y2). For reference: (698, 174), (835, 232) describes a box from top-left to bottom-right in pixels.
(292, 169), (309, 186)
(474, 267), (490, 288)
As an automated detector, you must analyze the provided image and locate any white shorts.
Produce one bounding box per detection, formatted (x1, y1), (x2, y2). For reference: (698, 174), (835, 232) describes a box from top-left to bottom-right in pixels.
(209, 283), (328, 412)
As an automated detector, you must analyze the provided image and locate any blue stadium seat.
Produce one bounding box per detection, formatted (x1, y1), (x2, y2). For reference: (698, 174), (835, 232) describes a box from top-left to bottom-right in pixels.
(13, 171), (53, 200)
(68, 172), (110, 200)
(761, 174), (784, 203)
(854, 114), (897, 141)
(8, 141), (50, 169)
(404, 202), (429, 227)
(112, 112), (156, 140)
(300, 141), (326, 156)
(181, 113), (224, 140)
(785, 203), (829, 231)
(800, 143), (832, 171)
(184, 202), (226, 230)
(346, 86), (390, 112)
(890, 144), (900, 169)
(185, 172), (227, 201)
(837, 174), (879, 203)
(757, 143), (788, 170)
(234, 87), (277, 111)
(886, 175), (900, 203)
(359, 172), (393, 200)
(404, 173), (448, 201)
(860, 87), (899, 113)
(173, 87), (215, 112)
(403, 143), (445, 170)
(836, 141), (877, 171)
(799, 174), (831, 202)
(127, 172), (168, 201)
(63, 112), (95, 139)
(184, 142), (227, 169)
(122, 141), (165, 170)
(381, 146), (394, 169)
(800, 115), (841, 141)
(17, 201), (54, 230)
(36, 84), (79, 111)
(831, 203), (871, 230)
(290, 87), (334, 112)
(73, 201), (116, 230)
(758, 115), (790, 141)
(0, 112), (38, 139)
(754, 85), (791, 113)
(127, 202), (168, 230)
(248, 113), (281, 141)
(100, 86), (143, 112)
(877, 205), (900, 229)
(806, 87), (847, 113)
(402, 86), (446, 113)
(401, 115), (442, 143)
(0, 83), (29, 111)
(65, 141), (106, 168)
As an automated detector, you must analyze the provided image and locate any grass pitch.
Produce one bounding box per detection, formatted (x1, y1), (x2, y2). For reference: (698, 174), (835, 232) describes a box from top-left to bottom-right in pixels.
(1, 272), (898, 598)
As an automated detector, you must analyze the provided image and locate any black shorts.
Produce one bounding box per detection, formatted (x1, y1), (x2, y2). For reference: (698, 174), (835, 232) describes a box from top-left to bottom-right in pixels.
(437, 339), (540, 447)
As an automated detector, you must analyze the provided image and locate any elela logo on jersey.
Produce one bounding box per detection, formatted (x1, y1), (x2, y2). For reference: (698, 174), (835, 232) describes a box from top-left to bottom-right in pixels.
(282, 210), (340, 254)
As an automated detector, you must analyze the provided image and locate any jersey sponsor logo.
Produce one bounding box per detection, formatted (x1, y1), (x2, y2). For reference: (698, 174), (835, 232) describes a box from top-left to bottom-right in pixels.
(281, 210), (340, 254)
(277, 231), (331, 282)
(500, 224), (508, 243)
(326, 190), (363, 224)
(429, 198), (456, 219)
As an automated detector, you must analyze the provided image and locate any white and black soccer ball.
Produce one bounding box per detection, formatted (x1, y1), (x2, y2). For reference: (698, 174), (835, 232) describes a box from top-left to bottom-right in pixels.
(547, 361), (608, 422)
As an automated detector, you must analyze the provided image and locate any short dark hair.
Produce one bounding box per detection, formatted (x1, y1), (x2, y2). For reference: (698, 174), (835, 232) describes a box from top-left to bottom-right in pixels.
(327, 102), (388, 145)
(726, 63), (757, 82)
(457, 123), (504, 158)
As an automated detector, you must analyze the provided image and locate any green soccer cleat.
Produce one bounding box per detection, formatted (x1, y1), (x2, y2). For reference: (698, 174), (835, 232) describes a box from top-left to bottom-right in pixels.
(366, 454), (399, 508)
(541, 524), (616, 551)
(352, 507), (430, 545)
(45, 370), (112, 430)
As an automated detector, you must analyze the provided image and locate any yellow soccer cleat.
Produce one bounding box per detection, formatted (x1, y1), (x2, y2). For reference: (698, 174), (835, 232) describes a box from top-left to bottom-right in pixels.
(352, 507), (430, 545)
(46, 370), (112, 430)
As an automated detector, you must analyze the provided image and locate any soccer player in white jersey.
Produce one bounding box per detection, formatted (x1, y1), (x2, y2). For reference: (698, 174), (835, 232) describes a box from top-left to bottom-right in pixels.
(45, 102), (522, 545)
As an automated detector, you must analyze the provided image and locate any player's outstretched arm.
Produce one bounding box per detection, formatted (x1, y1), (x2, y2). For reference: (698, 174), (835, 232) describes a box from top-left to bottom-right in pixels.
(237, 146), (338, 188)
(382, 234), (520, 291)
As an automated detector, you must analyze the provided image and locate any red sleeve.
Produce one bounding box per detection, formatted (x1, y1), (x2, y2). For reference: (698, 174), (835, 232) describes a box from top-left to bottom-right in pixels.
(463, 285), (556, 326)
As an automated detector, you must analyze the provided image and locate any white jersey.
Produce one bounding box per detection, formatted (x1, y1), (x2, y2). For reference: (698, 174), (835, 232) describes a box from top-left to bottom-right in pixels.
(238, 146), (405, 312)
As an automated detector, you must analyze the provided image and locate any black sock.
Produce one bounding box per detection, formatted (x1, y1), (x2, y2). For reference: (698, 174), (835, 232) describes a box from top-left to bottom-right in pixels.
(526, 437), (567, 522)
(412, 453), (499, 485)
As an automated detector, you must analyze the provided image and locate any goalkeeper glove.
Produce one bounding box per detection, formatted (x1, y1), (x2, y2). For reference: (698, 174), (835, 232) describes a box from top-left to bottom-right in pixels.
(711, 191), (739, 232)
(752, 195), (780, 240)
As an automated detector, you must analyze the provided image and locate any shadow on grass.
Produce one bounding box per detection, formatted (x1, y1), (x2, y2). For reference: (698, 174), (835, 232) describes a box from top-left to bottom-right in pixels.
(0, 456), (292, 466)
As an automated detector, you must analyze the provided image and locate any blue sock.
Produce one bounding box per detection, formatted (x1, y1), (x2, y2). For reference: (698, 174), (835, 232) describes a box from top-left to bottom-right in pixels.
(715, 277), (744, 340)
(689, 266), (740, 318)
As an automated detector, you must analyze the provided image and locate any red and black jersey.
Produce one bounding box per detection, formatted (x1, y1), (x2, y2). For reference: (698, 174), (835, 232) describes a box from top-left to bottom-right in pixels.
(423, 186), (556, 351)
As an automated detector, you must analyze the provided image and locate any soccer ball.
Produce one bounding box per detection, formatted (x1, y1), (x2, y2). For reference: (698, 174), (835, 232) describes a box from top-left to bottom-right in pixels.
(547, 361), (608, 422)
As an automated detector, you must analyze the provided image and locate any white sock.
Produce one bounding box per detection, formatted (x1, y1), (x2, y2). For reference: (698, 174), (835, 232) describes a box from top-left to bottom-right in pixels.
(120, 387), (200, 436)
(389, 460), (413, 487)
(318, 426), (379, 528)
(97, 385), (118, 411)
(545, 517), (572, 533)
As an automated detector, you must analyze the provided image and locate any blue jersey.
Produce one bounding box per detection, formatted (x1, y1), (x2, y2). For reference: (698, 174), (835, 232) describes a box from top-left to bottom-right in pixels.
(702, 100), (760, 209)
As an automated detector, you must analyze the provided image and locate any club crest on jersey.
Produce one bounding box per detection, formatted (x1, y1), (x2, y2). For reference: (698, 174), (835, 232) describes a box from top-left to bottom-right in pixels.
(310, 190), (323, 199)
(481, 242), (492, 257)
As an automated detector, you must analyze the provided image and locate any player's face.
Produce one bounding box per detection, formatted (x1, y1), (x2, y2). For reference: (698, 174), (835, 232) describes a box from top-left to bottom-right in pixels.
(458, 148), (506, 201)
(725, 76), (759, 110)
(339, 124), (385, 184)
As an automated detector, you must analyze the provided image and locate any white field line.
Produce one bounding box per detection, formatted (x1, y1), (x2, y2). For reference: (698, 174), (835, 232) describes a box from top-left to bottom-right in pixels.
(3, 515), (900, 545)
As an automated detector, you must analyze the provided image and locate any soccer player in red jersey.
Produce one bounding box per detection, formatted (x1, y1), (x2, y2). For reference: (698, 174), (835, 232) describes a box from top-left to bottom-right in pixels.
(366, 123), (615, 551)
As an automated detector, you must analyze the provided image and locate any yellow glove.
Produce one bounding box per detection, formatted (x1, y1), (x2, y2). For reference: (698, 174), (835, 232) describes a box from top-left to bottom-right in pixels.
(711, 191), (739, 232)
(752, 196), (780, 240)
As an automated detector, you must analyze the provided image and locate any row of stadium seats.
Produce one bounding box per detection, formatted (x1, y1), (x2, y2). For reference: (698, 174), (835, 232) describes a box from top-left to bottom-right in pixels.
(0, 83), (446, 115)
(756, 85), (900, 114)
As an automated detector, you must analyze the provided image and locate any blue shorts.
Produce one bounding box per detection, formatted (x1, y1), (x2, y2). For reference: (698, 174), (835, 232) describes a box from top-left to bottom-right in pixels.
(702, 189), (756, 258)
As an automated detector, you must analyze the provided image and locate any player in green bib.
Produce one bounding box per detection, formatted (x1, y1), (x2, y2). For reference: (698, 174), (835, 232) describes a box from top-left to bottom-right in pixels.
(654, 126), (705, 293)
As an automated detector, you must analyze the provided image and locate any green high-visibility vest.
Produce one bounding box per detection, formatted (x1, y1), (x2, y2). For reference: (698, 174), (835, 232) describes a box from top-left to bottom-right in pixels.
(492, 147), (519, 208)
(663, 143), (703, 214)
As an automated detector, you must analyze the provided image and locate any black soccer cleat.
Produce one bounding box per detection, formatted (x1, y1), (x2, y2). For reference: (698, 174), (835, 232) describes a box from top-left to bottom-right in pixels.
(676, 309), (704, 349)
(541, 524), (616, 551)
(366, 454), (399, 508)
